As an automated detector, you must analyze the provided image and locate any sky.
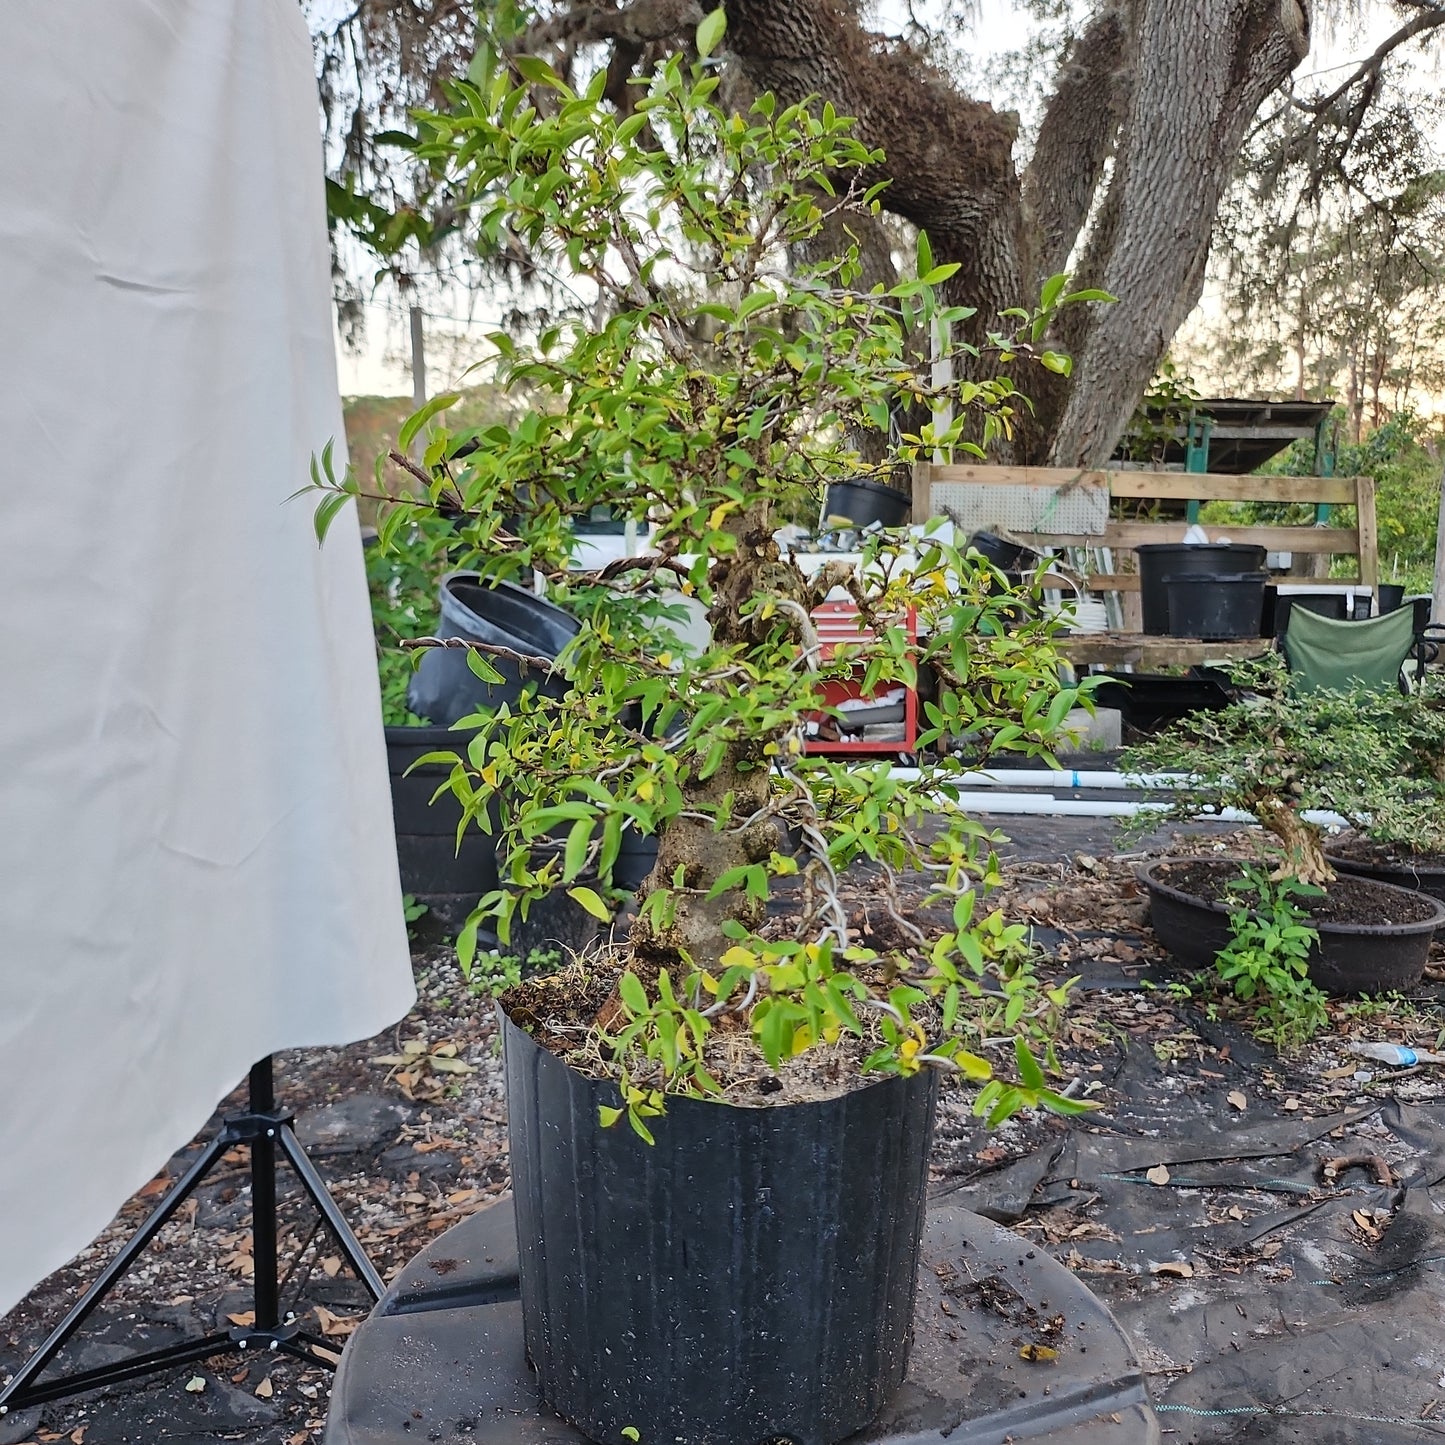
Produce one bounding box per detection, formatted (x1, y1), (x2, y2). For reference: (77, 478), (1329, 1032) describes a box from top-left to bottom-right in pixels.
(331, 0), (1419, 399)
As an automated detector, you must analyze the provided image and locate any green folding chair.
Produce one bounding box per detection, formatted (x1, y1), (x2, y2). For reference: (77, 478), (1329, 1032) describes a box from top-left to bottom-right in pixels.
(1283, 604), (1418, 693)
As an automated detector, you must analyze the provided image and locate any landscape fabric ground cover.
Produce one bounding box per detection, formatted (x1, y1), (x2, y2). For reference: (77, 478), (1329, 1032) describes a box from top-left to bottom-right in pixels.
(7, 815), (1445, 1443)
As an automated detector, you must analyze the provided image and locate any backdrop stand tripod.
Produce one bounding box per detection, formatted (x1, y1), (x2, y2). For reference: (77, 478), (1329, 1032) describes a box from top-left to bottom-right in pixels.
(0, 1057), (383, 1414)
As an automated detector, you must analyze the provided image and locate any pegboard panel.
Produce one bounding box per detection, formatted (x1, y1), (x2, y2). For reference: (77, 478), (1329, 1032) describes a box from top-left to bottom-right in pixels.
(930, 482), (1108, 537)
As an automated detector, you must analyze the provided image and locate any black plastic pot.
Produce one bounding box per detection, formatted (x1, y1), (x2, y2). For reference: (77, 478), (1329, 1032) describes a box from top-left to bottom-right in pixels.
(1137, 543), (1267, 634)
(820, 477), (911, 531)
(386, 723), (497, 935)
(407, 572), (581, 727)
(1089, 673), (1234, 731)
(1378, 583), (1405, 615)
(501, 1007), (937, 1445)
(1264, 588), (1348, 638)
(966, 530), (1030, 570)
(1162, 570), (1267, 640)
(1140, 858), (1445, 994)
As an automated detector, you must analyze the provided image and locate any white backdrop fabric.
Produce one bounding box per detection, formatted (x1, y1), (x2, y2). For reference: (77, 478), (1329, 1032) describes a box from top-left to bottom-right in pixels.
(0, 2), (416, 1315)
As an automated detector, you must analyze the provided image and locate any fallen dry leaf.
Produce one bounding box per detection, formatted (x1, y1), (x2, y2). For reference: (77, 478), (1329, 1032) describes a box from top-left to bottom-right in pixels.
(255, 1377), (274, 1399)
(226, 1311), (255, 1327)
(184, 1376), (206, 1394)
(1150, 1260), (1195, 1278)
(1227, 1090), (1247, 1111)
(321, 1256), (342, 1278)
(1019, 1342), (1060, 1362)
(1259, 1241), (1283, 1258)
(1227, 1206), (1245, 1221)
(1283, 1097), (1300, 1111)
(1146, 1165), (1171, 1186)
(69, 1429), (87, 1444)
(314, 1305), (362, 1339)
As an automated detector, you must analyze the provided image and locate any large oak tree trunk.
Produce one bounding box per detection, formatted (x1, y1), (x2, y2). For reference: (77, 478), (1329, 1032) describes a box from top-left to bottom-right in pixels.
(710, 0), (1306, 461)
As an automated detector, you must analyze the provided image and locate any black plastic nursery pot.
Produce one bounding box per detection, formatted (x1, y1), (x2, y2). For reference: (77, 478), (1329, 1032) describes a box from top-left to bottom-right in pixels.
(1378, 583), (1406, 615)
(1136, 543), (1267, 634)
(965, 529), (1029, 570)
(1140, 857), (1445, 994)
(1263, 588), (1349, 638)
(1162, 570), (1267, 640)
(500, 1006), (937, 1445)
(386, 723), (496, 933)
(820, 476), (911, 531)
(406, 572), (581, 727)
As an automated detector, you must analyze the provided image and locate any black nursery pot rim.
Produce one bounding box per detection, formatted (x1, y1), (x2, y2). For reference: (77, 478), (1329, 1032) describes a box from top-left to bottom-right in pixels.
(1324, 842), (1445, 880)
(1139, 856), (1445, 937)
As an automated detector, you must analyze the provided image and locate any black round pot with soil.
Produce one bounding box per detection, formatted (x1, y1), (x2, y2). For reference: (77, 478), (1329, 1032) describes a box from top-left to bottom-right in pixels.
(1325, 835), (1445, 914)
(1140, 856), (1444, 994)
(500, 1005), (937, 1445)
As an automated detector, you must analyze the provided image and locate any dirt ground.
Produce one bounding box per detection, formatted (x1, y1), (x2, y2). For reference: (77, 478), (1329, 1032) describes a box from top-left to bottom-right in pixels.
(6, 813), (1445, 1444)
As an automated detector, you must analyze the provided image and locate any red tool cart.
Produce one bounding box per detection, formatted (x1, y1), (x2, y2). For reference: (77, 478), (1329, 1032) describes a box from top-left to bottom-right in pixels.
(803, 601), (919, 757)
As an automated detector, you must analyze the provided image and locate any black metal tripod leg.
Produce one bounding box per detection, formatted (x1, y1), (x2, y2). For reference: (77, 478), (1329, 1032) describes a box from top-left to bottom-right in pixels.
(275, 1126), (386, 1300)
(0, 1135), (231, 1409)
(2, 1334), (233, 1411)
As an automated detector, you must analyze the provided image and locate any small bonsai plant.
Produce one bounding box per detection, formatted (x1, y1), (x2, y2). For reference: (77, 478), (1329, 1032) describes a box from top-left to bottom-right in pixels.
(1122, 655), (1405, 886)
(316, 18), (1106, 1135)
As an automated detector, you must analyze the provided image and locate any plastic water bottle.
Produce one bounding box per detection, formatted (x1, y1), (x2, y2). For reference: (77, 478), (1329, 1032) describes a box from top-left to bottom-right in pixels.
(1348, 1042), (1445, 1067)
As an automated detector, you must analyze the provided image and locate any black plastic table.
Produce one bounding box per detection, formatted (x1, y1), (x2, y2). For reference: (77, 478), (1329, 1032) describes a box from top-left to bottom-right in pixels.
(324, 1198), (1159, 1445)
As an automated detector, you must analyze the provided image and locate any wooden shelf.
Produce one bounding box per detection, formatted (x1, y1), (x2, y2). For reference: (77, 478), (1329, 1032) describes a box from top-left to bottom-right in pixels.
(1053, 633), (1274, 670)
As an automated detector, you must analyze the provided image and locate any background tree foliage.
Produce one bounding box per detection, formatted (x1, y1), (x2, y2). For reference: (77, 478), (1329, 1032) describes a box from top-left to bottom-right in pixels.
(308, 0), (1445, 469)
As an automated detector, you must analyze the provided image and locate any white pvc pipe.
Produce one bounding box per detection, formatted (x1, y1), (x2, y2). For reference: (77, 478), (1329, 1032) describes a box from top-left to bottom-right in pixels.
(901, 786), (1348, 828)
(942, 768), (1192, 790)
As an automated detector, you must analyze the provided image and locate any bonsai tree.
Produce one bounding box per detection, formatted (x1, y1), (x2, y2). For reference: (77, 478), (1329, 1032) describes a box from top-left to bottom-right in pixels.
(314, 18), (1104, 1136)
(1122, 655), (1419, 884)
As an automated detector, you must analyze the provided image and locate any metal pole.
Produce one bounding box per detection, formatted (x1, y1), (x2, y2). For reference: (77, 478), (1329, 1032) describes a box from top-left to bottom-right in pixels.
(409, 304), (427, 414)
(1433, 462), (1445, 626)
(249, 1059), (281, 1331)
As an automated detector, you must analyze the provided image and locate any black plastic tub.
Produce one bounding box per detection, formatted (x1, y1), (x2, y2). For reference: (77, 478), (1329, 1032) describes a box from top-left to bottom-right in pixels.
(1163, 570), (1267, 639)
(1089, 673), (1234, 731)
(966, 530), (1029, 570)
(821, 477), (911, 531)
(1137, 543), (1267, 634)
(501, 1007), (937, 1445)
(407, 572), (580, 726)
(1378, 583), (1406, 615)
(1140, 857), (1445, 994)
(386, 724), (496, 935)
(1264, 588), (1348, 638)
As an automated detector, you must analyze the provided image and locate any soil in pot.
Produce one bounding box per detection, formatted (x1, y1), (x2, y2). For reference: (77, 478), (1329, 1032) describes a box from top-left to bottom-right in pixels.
(1141, 856), (1443, 994)
(499, 956), (937, 1445)
(1325, 833), (1445, 912)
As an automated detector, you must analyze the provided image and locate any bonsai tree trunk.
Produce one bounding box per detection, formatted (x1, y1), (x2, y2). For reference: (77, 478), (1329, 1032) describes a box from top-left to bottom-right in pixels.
(1251, 793), (1335, 886)
(629, 503), (800, 968)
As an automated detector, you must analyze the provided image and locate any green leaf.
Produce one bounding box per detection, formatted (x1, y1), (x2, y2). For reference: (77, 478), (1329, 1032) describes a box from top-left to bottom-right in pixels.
(1039, 351), (1072, 376)
(397, 391), (460, 454)
(599, 1105), (624, 1128)
(568, 886), (612, 921)
(1039, 273), (1068, 312)
(695, 6), (726, 58)
(313, 490), (350, 544)
(1014, 1037), (1045, 1091)
(619, 970), (650, 1014)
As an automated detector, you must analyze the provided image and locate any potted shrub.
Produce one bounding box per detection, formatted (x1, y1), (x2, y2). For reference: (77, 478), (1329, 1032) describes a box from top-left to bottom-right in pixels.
(1322, 684), (1445, 906)
(1124, 657), (1445, 994)
(316, 23), (1102, 1445)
